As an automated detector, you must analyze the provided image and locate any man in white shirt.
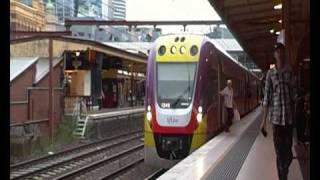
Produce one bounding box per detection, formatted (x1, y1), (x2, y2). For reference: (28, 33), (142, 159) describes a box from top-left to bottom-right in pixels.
(219, 80), (234, 132)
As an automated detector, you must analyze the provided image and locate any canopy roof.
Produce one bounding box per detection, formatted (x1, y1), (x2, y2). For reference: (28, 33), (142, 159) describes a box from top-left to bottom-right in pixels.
(208, 0), (309, 70)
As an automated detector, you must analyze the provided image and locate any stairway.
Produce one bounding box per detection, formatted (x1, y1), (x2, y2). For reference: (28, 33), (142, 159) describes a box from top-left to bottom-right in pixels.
(72, 98), (89, 138)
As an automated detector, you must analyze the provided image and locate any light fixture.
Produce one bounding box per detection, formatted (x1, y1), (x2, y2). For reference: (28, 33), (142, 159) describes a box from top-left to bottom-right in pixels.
(196, 113), (202, 123)
(180, 46), (186, 54)
(278, 19), (282, 23)
(196, 106), (203, 123)
(158, 45), (166, 55)
(190, 45), (198, 56)
(147, 105), (152, 122)
(275, 31), (280, 35)
(171, 46), (177, 54)
(270, 29), (275, 34)
(75, 51), (80, 57)
(274, 4), (282, 10)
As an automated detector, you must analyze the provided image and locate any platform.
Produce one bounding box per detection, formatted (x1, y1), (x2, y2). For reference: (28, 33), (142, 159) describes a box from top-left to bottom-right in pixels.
(158, 106), (304, 180)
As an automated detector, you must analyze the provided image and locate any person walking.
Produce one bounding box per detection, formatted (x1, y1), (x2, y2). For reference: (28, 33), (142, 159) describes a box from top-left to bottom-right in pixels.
(260, 43), (295, 180)
(219, 79), (235, 132)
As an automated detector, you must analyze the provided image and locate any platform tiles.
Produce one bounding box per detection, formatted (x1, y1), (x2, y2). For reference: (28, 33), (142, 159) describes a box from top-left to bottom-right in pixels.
(158, 107), (262, 180)
(236, 120), (303, 180)
(158, 106), (303, 180)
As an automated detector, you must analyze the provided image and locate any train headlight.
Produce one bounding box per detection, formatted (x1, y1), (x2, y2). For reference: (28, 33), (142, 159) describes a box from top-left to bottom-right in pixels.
(171, 46), (177, 54)
(180, 46), (186, 54)
(197, 113), (202, 123)
(147, 105), (152, 122)
(158, 45), (166, 56)
(190, 45), (198, 56)
(147, 111), (152, 121)
(198, 106), (203, 113)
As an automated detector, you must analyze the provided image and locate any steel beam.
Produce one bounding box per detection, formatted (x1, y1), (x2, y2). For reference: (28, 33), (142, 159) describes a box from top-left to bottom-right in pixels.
(10, 31), (72, 37)
(64, 20), (224, 28)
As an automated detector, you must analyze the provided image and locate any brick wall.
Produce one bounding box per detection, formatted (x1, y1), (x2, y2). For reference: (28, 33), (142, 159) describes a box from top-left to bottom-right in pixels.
(10, 61), (64, 125)
(10, 65), (35, 101)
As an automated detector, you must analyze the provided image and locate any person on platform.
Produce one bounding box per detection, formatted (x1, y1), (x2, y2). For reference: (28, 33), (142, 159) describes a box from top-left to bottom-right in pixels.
(219, 79), (236, 132)
(260, 42), (295, 180)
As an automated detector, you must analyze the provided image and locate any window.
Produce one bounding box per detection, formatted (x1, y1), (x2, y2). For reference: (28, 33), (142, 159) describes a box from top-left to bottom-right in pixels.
(157, 62), (197, 109)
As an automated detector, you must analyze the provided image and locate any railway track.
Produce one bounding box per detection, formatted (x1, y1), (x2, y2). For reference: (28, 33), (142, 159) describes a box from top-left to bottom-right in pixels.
(10, 130), (143, 180)
(55, 144), (144, 180)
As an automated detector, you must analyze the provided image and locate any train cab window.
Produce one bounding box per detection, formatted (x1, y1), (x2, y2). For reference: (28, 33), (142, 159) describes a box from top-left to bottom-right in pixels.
(156, 62), (197, 109)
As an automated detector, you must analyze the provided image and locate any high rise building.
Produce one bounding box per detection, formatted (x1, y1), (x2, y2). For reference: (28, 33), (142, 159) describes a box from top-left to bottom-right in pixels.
(112, 0), (125, 20)
(102, 0), (113, 19)
(55, 0), (74, 24)
(77, 0), (102, 18)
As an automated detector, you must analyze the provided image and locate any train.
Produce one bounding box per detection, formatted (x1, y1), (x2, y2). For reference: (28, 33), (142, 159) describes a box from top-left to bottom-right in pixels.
(144, 34), (260, 168)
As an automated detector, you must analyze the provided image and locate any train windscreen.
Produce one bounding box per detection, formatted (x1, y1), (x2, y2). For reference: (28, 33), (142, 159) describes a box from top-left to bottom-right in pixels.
(156, 62), (197, 109)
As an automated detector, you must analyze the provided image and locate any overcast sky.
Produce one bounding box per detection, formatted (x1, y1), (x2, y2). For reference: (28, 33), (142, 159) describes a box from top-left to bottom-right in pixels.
(126, 0), (222, 34)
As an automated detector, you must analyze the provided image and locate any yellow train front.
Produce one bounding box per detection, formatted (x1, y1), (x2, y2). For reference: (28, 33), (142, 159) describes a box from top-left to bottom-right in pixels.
(144, 34), (260, 168)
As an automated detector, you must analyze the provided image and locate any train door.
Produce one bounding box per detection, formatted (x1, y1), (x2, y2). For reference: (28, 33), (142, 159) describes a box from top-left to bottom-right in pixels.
(218, 60), (227, 131)
(201, 47), (220, 140)
(244, 72), (249, 113)
(205, 66), (219, 139)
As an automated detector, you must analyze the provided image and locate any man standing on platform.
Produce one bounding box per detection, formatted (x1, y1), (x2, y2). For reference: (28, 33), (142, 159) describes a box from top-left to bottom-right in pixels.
(219, 79), (235, 132)
(260, 42), (295, 180)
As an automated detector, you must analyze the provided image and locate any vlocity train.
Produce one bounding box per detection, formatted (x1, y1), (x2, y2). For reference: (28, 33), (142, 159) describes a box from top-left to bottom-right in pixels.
(144, 34), (260, 168)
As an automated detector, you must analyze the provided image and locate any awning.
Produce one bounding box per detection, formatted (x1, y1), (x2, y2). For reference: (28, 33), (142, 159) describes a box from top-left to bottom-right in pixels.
(208, 0), (309, 70)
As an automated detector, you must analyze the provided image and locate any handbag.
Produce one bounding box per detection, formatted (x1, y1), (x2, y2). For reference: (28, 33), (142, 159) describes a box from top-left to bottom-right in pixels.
(233, 108), (241, 122)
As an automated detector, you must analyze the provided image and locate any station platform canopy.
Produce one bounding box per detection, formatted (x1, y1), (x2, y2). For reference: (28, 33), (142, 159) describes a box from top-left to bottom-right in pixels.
(208, 0), (309, 71)
(10, 35), (148, 67)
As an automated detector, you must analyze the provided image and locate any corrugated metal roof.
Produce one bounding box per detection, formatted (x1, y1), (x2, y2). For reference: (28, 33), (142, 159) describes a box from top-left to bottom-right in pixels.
(210, 39), (258, 78)
(212, 39), (243, 52)
(103, 42), (151, 55)
(35, 57), (63, 83)
(10, 57), (38, 82)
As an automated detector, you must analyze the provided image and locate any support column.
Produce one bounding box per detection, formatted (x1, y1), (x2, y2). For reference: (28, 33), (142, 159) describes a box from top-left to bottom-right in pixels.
(130, 64), (134, 107)
(48, 38), (54, 144)
(282, 0), (292, 67)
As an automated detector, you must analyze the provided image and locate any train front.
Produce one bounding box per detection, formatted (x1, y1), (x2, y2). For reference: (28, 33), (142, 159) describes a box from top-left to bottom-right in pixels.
(144, 35), (205, 167)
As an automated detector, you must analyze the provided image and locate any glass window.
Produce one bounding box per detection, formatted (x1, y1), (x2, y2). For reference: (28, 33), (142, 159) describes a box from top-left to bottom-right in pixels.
(157, 62), (197, 109)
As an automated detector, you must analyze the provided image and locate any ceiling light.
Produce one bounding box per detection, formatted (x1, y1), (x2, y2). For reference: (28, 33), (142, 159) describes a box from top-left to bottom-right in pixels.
(278, 19), (282, 23)
(275, 31), (280, 35)
(274, 4), (282, 10)
(270, 29), (275, 34)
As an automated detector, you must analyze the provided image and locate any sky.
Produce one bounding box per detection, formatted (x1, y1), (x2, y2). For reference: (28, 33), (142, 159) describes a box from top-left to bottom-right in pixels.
(126, 0), (222, 34)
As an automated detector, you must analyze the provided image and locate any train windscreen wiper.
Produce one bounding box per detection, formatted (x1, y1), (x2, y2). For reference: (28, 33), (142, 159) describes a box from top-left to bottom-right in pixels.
(172, 86), (190, 108)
